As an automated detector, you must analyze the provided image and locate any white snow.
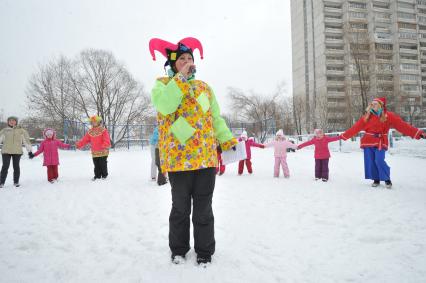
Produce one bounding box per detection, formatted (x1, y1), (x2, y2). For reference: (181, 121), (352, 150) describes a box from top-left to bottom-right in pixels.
(1, 142), (426, 283)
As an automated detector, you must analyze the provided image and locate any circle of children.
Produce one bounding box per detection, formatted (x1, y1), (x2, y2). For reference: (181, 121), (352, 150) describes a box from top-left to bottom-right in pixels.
(1, 36), (425, 266)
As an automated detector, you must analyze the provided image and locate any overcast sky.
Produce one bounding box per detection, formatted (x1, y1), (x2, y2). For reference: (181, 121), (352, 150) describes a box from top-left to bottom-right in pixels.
(0, 0), (292, 119)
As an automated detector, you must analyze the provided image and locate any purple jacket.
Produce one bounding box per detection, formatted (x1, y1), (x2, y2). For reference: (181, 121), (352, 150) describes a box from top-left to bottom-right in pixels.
(297, 136), (340, 159)
(239, 137), (264, 160)
(34, 129), (70, 166)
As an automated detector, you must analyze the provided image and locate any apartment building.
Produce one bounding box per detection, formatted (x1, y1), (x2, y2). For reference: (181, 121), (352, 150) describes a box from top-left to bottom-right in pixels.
(291, 0), (426, 132)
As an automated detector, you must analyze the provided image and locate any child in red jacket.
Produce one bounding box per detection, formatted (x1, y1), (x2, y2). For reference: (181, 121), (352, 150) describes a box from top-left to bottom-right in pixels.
(76, 115), (111, 180)
(238, 131), (264, 175)
(297, 129), (341, 182)
(31, 128), (70, 183)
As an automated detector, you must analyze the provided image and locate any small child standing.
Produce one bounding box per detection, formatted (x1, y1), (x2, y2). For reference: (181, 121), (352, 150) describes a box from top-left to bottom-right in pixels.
(264, 129), (298, 178)
(31, 128), (70, 183)
(238, 131), (264, 175)
(76, 115), (111, 180)
(297, 129), (341, 182)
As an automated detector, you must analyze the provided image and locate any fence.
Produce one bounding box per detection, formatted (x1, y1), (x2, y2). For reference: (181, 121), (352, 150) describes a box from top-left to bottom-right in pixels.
(63, 119), (156, 150)
(61, 120), (425, 157)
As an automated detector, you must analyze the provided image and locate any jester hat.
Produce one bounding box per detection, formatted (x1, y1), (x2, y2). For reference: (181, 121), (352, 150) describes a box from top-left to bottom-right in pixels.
(149, 37), (204, 68)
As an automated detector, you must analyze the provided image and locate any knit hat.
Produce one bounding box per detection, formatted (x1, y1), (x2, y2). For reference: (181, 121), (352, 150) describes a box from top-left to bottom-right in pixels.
(314, 129), (323, 136)
(276, 129), (284, 137)
(149, 37), (204, 69)
(7, 116), (18, 123)
(43, 128), (56, 139)
(373, 97), (386, 111)
(240, 130), (248, 139)
(89, 115), (102, 123)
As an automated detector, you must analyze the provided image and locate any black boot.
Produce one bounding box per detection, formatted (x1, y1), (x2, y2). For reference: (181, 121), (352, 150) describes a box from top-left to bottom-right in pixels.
(197, 254), (212, 265)
(371, 180), (380, 187)
(385, 180), (392, 189)
(171, 254), (186, 264)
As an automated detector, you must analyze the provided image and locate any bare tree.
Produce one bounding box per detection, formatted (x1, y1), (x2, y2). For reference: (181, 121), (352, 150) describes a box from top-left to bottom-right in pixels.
(344, 23), (371, 113)
(26, 56), (79, 136)
(227, 86), (284, 142)
(292, 94), (305, 136)
(26, 50), (152, 146)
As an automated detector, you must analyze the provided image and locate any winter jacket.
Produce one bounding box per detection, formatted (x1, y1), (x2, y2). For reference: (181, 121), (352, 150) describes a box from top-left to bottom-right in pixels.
(297, 136), (340, 159)
(0, 126), (32, 154)
(265, 140), (297, 158)
(150, 127), (159, 146)
(238, 138), (264, 160)
(151, 73), (237, 172)
(76, 126), (111, 157)
(34, 129), (70, 166)
(341, 111), (424, 150)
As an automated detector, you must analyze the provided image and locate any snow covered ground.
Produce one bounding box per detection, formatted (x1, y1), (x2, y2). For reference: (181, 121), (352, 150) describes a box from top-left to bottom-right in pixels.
(1, 143), (426, 283)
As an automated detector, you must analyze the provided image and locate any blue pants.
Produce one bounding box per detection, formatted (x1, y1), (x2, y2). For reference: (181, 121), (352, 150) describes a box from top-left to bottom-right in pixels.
(363, 147), (390, 181)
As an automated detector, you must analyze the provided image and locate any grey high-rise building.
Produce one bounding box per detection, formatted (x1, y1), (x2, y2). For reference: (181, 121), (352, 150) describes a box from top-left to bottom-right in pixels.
(291, 0), (426, 132)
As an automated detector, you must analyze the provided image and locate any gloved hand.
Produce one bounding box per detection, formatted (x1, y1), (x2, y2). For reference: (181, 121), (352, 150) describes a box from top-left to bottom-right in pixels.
(28, 152), (34, 159)
(232, 146), (236, 151)
(421, 133), (426, 139)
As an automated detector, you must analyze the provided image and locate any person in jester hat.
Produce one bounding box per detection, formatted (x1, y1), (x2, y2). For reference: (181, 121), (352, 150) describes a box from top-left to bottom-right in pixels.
(31, 128), (71, 183)
(149, 37), (238, 265)
(297, 128), (341, 182)
(76, 115), (111, 181)
(340, 97), (425, 189)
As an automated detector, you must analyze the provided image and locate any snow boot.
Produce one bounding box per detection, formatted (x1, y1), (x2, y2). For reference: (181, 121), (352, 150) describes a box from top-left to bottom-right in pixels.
(385, 180), (392, 189)
(196, 255), (211, 267)
(322, 178), (328, 182)
(371, 180), (380, 187)
(14, 183), (20, 188)
(0, 183), (4, 188)
(171, 254), (186, 264)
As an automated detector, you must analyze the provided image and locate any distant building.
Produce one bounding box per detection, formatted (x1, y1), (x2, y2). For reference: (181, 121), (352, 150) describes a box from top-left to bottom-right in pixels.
(291, 0), (426, 132)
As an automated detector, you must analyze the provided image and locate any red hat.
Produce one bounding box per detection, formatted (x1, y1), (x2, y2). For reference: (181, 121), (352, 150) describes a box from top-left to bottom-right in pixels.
(149, 37), (204, 67)
(373, 97), (386, 110)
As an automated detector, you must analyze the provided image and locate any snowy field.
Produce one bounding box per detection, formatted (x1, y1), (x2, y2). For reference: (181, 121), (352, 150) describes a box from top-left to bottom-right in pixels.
(1, 142), (426, 283)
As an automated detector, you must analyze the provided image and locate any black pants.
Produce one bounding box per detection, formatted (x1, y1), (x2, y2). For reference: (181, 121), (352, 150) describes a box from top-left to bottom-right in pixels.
(92, 156), (108, 179)
(168, 167), (216, 257)
(155, 148), (167, 186)
(1, 154), (22, 184)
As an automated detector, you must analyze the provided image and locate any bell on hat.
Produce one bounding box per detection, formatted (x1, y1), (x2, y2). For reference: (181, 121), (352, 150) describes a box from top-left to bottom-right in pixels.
(89, 115), (102, 124)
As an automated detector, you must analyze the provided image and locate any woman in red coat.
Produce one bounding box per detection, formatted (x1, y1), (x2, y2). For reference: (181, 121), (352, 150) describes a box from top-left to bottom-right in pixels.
(341, 97), (425, 188)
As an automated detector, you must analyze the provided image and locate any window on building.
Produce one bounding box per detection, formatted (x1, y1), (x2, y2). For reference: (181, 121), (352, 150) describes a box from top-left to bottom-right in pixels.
(401, 74), (419, 81)
(419, 0), (426, 6)
(398, 2), (415, 10)
(398, 22), (417, 29)
(398, 12), (416, 20)
(400, 63), (419, 70)
(327, 66), (345, 71)
(326, 55), (344, 61)
(350, 11), (367, 18)
(327, 76), (345, 81)
(377, 64), (393, 71)
(373, 2), (390, 9)
(349, 2), (367, 9)
(400, 54), (417, 60)
(376, 43), (393, 50)
(400, 44), (417, 50)
(350, 23), (368, 29)
(399, 32), (417, 40)
(376, 54), (393, 60)
(401, 84), (419, 91)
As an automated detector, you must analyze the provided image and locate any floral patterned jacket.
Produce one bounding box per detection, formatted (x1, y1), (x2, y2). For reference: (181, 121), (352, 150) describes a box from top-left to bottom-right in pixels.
(151, 73), (237, 172)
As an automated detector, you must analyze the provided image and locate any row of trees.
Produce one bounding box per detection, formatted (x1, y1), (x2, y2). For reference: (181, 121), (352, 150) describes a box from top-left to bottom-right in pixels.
(26, 49), (153, 146)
